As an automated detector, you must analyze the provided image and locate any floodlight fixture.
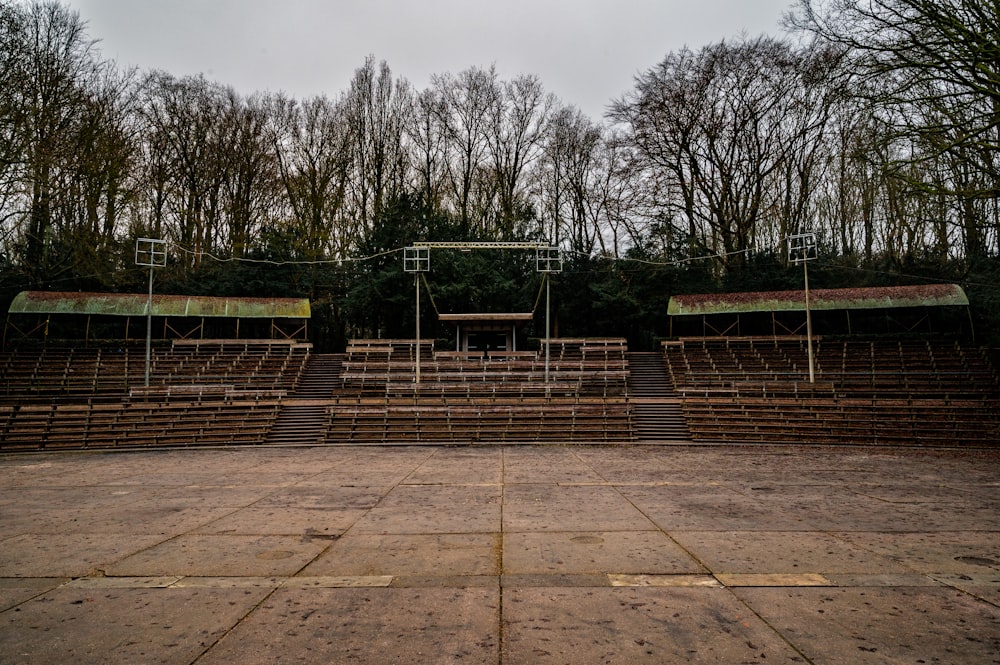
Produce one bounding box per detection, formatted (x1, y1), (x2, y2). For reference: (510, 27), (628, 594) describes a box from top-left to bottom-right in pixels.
(536, 247), (562, 273)
(787, 232), (817, 264)
(404, 246), (430, 273)
(135, 237), (167, 267)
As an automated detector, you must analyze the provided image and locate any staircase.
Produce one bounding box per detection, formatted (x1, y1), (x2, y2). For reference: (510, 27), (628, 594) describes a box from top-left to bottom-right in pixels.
(627, 352), (691, 442)
(292, 354), (343, 399)
(265, 354), (343, 445)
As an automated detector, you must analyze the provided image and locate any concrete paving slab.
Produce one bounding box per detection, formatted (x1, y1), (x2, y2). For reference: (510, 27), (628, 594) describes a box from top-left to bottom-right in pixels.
(52, 503), (242, 536)
(283, 575), (393, 588)
(502, 586), (803, 664)
(390, 574), (497, 588)
(503, 531), (705, 575)
(502, 448), (605, 484)
(1, 445), (999, 664)
(502, 573), (611, 587)
(106, 534), (331, 577)
(377, 483), (501, 508)
(0, 585), (272, 665)
(824, 573), (942, 587)
(716, 572), (832, 587)
(503, 484), (656, 532)
(64, 575), (182, 588)
(607, 574), (721, 587)
(195, 587), (499, 665)
(405, 448), (503, 484)
(834, 531), (1000, 575)
(108, 470), (311, 488)
(348, 484), (502, 534)
(618, 485), (813, 530)
(929, 572), (1000, 605)
(847, 482), (996, 504)
(671, 530), (913, 575)
(0, 509), (78, 538)
(572, 448), (681, 484)
(734, 586), (1000, 664)
(349, 503), (502, 534)
(0, 533), (167, 577)
(0, 577), (69, 611)
(195, 505), (368, 536)
(301, 533), (500, 576)
(256, 484), (388, 508)
(749, 485), (960, 531)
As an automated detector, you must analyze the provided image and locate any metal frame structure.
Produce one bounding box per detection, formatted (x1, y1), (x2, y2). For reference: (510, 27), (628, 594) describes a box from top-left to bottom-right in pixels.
(405, 242), (562, 384)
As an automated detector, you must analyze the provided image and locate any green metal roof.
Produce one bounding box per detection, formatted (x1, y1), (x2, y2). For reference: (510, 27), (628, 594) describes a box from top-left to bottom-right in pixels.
(667, 284), (969, 316)
(9, 292), (311, 319)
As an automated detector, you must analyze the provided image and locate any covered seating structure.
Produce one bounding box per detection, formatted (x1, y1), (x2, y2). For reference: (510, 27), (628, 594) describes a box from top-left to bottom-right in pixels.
(4, 291), (311, 344)
(667, 283), (973, 339)
(0, 292), (313, 451)
(662, 284), (1000, 445)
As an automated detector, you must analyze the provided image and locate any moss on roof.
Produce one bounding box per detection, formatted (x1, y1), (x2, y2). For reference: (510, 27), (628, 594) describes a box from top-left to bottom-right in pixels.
(9, 292), (311, 319)
(667, 284), (968, 316)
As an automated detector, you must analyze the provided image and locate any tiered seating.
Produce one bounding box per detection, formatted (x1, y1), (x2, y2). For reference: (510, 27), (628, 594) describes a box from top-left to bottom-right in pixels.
(664, 337), (1000, 445)
(0, 340), (310, 402)
(0, 397), (281, 451)
(0, 340), (310, 451)
(326, 338), (632, 443)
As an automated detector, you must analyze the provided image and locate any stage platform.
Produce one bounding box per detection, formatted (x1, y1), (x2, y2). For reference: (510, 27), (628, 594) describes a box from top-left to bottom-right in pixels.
(1, 444), (998, 663)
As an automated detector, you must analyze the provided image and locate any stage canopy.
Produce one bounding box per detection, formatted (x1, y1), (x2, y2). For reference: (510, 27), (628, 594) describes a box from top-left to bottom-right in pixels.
(437, 312), (534, 352)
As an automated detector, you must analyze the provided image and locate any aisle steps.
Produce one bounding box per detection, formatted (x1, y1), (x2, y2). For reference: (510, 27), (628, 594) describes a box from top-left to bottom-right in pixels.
(265, 354), (343, 445)
(627, 352), (691, 442)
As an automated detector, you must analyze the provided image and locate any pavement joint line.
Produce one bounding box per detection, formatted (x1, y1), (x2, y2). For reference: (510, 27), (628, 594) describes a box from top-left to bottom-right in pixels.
(714, 573), (833, 587)
(58, 576), (397, 589)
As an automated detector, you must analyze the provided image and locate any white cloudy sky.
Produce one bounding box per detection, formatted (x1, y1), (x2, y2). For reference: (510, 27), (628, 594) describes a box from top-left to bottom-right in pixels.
(64, 0), (795, 119)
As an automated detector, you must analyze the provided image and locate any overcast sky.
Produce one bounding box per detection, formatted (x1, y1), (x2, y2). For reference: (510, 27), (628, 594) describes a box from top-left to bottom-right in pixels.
(64, 0), (795, 119)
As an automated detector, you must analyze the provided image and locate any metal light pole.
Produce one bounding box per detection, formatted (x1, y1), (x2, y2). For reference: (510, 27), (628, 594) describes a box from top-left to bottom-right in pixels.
(404, 247), (430, 385)
(536, 247), (561, 386)
(135, 238), (167, 388)
(545, 273), (551, 384)
(788, 232), (817, 384)
(803, 258), (815, 384)
(415, 272), (421, 384)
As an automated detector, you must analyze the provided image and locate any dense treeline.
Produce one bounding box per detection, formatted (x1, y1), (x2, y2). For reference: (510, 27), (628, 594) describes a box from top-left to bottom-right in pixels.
(0, 0), (997, 349)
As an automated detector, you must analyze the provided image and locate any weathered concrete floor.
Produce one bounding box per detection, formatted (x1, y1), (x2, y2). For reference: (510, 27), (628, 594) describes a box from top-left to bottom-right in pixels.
(1, 445), (998, 664)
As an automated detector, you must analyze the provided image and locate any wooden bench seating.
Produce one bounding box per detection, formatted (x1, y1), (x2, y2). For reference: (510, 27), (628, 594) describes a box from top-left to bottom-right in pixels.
(664, 337), (999, 446)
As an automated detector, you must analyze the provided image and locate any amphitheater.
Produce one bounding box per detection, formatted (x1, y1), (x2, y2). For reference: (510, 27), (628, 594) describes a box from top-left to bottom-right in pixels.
(1, 285), (998, 663)
(0, 284), (997, 451)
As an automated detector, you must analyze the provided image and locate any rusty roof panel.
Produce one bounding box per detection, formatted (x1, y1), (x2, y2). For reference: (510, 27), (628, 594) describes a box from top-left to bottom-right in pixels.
(438, 312), (535, 322)
(667, 284), (968, 316)
(9, 292), (311, 319)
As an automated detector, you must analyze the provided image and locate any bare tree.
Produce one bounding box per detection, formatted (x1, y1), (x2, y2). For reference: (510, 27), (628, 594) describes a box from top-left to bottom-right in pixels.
(214, 91), (279, 258)
(540, 105), (602, 252)
(140, 73), (228, 267)
(342, 56), (411, 248)
(485, 74), (554, 239)
(787, 0), (1000, 259)
(268, 93), (352, 259)
(9, 1), (103, 275)
(407, 87), (449, 213)
(432, 66), (499, 234)
(612, 37), (842, 272)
